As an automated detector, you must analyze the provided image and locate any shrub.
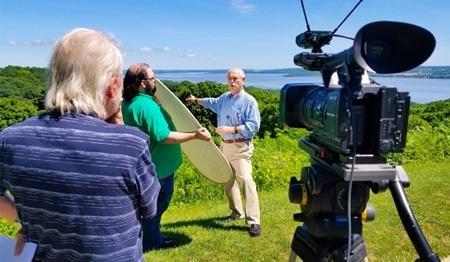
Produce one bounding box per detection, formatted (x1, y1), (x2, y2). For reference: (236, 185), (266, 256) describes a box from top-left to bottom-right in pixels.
(171, 131), (310, 205)
(172, 154), (226, 206)
(388, 123), (450, 165)
(0, 97), (38, 130)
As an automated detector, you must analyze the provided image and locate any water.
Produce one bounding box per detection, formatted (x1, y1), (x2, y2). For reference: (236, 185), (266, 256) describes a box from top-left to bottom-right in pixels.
(156, 71), (450, 103)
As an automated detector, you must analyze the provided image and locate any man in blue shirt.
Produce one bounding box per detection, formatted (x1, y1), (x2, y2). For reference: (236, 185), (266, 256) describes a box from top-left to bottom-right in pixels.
(0, 28), (160, 261)
(186, 68), (262, 237)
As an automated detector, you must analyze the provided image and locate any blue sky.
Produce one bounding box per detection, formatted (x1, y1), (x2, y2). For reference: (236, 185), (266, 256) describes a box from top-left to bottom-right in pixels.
(1, 0), (449, 69)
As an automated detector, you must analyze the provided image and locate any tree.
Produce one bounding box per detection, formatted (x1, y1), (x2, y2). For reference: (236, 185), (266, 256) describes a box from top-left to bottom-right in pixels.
(0, 65), (48, 110)
(0, 97), (38, 130)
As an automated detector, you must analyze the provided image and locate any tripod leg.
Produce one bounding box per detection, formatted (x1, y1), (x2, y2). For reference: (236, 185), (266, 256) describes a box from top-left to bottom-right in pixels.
(389, 180), (440, 262)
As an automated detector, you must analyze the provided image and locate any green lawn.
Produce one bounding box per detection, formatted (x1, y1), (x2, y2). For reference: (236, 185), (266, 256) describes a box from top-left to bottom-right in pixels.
(146, 161), (450, 261)
(1, 161), (449, 261)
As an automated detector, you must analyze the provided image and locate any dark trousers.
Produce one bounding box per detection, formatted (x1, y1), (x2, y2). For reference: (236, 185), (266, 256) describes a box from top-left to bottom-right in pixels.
(142, 174), (174, 250)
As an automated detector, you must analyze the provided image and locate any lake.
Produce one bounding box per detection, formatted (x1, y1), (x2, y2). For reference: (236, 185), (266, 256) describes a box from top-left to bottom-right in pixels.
(156, 71), (450, 104)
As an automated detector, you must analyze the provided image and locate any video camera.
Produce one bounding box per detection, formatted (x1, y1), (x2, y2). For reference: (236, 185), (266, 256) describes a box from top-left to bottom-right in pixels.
(281, 21), (440, 262)
(281, 21), (435, 157)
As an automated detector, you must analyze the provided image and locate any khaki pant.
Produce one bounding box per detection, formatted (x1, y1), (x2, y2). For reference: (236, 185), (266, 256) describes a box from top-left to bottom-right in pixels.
(221, 141), (260, 225)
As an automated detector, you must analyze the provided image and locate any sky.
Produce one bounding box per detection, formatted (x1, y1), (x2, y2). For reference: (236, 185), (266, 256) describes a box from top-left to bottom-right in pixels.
(1, 0), (449, 70)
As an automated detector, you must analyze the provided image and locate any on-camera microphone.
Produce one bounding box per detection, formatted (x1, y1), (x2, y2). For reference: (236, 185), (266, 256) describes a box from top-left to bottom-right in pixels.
(296, 31), (333, 53)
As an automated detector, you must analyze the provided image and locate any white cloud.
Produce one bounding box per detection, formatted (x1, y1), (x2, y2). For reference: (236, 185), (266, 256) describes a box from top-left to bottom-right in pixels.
(138, 46), (152, 52)
(29, 40), (54, 46)
(182, 49), (197, 57)
(231, 0), (254, 14)
(138, 46), (171, 52)
(5, 39), (53, 46)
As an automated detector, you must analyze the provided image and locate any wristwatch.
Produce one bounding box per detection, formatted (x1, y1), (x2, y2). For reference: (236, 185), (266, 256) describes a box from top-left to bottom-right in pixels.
(234, 126), (238, 134)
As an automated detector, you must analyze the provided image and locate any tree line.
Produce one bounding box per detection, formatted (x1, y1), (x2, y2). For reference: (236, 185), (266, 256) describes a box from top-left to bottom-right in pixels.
(0, 66), (283, 138)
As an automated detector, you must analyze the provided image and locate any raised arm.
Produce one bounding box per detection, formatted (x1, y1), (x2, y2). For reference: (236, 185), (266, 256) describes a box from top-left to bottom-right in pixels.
(164, 128), (211, 144)
(186, 95), (204, 106)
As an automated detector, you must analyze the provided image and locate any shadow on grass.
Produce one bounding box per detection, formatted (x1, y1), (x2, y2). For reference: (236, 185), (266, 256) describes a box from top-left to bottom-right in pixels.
(146, 231), (193, 250)
(163, 216), (248, 232)
(144, 232), (192, 253)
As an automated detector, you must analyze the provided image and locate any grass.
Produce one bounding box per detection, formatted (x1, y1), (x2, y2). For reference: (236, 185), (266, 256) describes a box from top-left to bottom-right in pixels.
(146, 161), (450, 261)
(1, 160), (449, 261)
(144, 187), (298, 262)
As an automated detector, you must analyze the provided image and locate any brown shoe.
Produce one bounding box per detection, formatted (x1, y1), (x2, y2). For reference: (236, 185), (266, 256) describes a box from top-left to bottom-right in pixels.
(249, 224), (261, 237)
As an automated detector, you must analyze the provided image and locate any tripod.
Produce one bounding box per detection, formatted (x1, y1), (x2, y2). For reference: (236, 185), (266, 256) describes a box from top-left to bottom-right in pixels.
(289, 219), (367, 262)
(288, 158), (441, 262)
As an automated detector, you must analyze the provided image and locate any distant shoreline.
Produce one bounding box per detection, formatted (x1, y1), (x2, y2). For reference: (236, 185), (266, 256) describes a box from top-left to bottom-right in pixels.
(2, 65), (450, 80)
(154, 66), (450, 80)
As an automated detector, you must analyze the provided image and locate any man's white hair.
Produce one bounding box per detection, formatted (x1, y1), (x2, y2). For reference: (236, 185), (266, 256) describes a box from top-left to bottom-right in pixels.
(227, 67), (246, 79)
(45, 28), (123, 119)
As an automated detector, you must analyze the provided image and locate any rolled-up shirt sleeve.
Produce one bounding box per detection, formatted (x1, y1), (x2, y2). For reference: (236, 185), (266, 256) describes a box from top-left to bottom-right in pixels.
(239, 99), (260, 138)
(202, 97), (221, 113)
(135, 145), (160, 219)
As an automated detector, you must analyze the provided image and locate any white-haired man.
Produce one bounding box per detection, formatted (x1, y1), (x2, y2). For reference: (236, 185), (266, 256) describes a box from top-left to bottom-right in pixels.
(186, 68), (262, 237)
(0, 28), (160, 261)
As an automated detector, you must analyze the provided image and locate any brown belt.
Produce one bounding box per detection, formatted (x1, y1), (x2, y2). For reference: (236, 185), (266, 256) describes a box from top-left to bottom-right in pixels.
(221, 138), (252, 143)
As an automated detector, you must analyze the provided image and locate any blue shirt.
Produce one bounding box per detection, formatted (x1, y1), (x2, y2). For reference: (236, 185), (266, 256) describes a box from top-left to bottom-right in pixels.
(0, 113), (160, 262)
(203, 89), (260, 140)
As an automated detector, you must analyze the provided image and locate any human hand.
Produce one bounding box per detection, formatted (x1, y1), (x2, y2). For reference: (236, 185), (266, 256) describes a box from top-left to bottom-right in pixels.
(185, 95), (196, 105)
(14, 227), (26, 256)
(215, 126), (234, 136)
(195, 127), (211, 141)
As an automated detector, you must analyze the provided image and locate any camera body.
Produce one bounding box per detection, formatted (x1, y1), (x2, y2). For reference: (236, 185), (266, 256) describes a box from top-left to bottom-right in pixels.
(281, 21), (435, 157)
(281, 82), (410, 156)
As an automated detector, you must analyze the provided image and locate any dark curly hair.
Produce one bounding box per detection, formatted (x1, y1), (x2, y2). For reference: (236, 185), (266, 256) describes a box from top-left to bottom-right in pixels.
(123, 63), (150, 101)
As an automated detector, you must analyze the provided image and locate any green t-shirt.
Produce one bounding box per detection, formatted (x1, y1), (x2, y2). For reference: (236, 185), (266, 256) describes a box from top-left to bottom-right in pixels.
(122, 92), (182, 179)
